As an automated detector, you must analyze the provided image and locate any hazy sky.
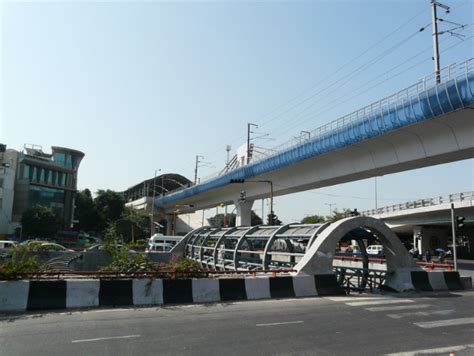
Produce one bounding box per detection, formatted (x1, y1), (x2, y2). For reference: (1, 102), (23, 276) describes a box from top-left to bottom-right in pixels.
(2, 0), (473, 222)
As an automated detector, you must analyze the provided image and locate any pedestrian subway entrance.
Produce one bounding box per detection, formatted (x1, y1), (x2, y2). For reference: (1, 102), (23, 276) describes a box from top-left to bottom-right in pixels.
(180, 216), (420, 292)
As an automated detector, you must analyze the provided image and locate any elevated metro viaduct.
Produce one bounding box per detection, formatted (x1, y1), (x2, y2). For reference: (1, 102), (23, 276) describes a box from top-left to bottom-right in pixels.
(156, 59), (474, 227)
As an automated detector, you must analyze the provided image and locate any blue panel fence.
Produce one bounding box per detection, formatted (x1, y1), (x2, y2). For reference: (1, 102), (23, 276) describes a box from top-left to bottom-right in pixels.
(158, 58), (474, 206)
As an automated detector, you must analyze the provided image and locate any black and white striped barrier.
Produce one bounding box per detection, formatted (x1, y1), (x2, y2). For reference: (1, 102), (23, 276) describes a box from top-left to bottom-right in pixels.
(410, 271), (464, 291)
(0, 272), (464, 313)
(0, 274), (343, 312)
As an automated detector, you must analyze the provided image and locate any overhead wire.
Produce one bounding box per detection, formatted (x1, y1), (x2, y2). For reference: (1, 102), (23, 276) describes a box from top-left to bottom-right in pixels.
(176, 1), (471, 178)
(271, 27), (472, 139)
(190, 4), (432, 169)
(266, 25), (435, 139)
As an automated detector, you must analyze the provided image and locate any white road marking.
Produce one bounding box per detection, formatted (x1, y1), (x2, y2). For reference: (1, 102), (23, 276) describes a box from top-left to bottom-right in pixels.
(365, 304), (431, 312)
(326, 296), (392, 302)
(72, 335), (141, 343)
(384, 343), (474, 355)
(387, 309), (454, 319)
(256, 321), (304, 327)
(346, 299), (414, 307)
(61, 308), (131, 315)
(414, 317), (474, 329)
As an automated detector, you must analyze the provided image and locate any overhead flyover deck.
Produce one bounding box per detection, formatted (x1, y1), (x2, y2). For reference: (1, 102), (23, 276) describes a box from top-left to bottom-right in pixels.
(156, 58), (474, 212)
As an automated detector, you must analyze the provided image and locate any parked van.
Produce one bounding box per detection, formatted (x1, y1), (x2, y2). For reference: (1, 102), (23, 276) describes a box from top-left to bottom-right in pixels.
(366, 245), (383, 256)
(145, 234), (182, 253)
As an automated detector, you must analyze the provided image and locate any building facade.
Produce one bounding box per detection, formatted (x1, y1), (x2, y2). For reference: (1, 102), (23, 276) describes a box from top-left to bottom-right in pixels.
(0, 144), (84, 237)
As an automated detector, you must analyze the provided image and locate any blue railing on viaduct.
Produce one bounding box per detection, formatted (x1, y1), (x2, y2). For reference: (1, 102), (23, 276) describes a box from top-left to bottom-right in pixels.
(157, 58), (474, 207)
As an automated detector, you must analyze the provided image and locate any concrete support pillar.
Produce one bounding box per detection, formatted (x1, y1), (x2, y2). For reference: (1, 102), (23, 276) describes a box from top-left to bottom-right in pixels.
(413, 226), (423, 253)
(166, 215), (174, 235)
(235, 199), (254, 227)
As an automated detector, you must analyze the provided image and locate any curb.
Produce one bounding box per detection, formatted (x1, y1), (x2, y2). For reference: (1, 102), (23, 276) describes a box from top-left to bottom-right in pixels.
(0, 274), (342, 313)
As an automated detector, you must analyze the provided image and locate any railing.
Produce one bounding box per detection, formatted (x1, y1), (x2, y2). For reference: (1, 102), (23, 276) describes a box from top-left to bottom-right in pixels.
(361, 191), (474, 216)
(334, 266), (387, 292)
(334, 255), (455, 271)
(198, 58), (473, 183)
(7, 269), (296, 280)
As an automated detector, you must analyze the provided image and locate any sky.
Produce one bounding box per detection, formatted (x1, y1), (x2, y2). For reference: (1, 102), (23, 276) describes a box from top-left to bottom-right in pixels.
(1, 0), (473, 223)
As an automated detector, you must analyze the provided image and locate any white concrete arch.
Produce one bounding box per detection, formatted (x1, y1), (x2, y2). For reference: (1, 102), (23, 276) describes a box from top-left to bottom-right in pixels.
(294, 216), (421, 291)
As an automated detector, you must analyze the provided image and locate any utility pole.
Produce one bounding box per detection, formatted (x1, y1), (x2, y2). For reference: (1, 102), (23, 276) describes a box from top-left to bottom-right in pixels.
(247, 123), (258, 165)
(450, 203), (458, 271)
(375, 177), (378, 210)
(325, 203), (335, 217)
(224, 145), (231, 226)
(150, 169), (161, 236)
(431, 1), (450, 83)
(194, 155), (204, 184)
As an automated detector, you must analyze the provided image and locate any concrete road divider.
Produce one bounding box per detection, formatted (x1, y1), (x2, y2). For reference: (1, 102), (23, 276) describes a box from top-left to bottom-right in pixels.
(133, 279), (163, 306)
(0, 280), (29, 312)
(245, 277), (271, 300)
(0, 272), (464, 313)
(192, 278), (220, 303)
(410, 271), (463, 292)
(292, 275), (317, 297)
(66, 280), (100, 308)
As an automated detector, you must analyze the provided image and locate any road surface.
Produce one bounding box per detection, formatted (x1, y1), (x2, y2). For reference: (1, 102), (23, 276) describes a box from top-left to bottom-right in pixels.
(1, 291), (474, 355)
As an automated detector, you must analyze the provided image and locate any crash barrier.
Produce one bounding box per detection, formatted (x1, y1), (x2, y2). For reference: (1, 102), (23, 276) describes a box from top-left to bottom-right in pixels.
(0, 274), (343, 313)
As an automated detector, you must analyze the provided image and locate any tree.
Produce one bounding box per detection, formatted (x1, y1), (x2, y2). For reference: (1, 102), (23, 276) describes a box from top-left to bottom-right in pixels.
(21, 205), (62, 238)
(94, 190), (125, 223)
(208, 210), (261, 227)
(251, 211), (263, 226)
(328, 209), (352, 223)
(208, 213), (235, 228)
(74, 189), (103, 231)
(301, 214), (326, 224)
(118, 207), (150, 242)
(267, 212), (282, 226)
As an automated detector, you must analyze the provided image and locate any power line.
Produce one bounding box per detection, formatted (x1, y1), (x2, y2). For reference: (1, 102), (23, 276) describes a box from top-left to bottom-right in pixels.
(265, 25), (432, 138)
(190, 4), (431, 166)
(173, 2), (471, 178)
(268, 33), (471, 141)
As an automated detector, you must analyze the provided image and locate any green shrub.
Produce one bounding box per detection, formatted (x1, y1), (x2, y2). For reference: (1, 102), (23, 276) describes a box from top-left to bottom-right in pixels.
(100, 240), (157, 273)
(129, 239), (147, 251)
(164, 257), (206, 279)
(0, 252), (40, 280)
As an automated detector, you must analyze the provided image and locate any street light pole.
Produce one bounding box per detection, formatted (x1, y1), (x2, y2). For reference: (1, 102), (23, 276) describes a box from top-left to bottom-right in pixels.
(450, 203), (458, 271)
(247, 123), (258, 164)
(194, 155), (204, 184)
(150, 169), (161, 236)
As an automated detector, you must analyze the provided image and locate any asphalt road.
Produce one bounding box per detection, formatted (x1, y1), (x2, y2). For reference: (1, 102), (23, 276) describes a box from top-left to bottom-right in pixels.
(1, 291), (474, 356)
(459, 259), (474, 279)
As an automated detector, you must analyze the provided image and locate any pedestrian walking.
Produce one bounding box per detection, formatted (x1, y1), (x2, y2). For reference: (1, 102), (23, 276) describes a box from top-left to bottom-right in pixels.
(425, 250), (432, 263)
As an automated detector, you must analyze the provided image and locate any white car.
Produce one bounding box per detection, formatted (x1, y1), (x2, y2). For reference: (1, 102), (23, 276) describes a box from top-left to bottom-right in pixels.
(146, 242), (174, 252)
(0, 240), (18, 249)
(366, 245), (383, 256)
